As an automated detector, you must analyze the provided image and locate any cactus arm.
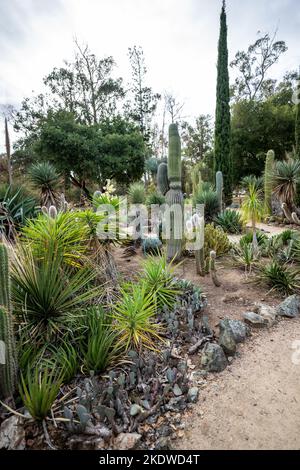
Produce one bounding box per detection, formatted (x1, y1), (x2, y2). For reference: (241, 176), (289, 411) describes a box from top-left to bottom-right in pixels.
(157, 162), (169, 196)
(209, 250), (221, 287)
(216, 171), (223, 214)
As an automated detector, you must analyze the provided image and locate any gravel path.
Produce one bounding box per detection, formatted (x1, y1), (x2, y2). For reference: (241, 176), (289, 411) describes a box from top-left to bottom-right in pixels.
(175, 318), (300, 450)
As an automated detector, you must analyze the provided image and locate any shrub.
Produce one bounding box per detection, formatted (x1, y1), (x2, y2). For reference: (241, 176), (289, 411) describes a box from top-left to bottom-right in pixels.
(127, 182), (146, 204)
(193, 190), (219, 222)
(204, 224), (231, 259)
(257, 260), (300, 296)
(112, 283), (162, 351)
(139, 254), (180, 312)
(80, 307), (122, 373)
(214, 209), (243, 234)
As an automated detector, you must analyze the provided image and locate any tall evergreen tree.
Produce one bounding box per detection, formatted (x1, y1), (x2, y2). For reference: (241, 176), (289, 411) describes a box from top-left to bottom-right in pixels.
(295, 68), (300, 158)
(214, 0), (232, 203)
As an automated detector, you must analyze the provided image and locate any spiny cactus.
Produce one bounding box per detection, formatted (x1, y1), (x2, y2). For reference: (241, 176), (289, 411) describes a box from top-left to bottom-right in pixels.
(216, 171), (223, 214)
(264, 150), (275, 216)
(157, 162), (169, 196)
(209, 250), (221, 287)
(165, 124), (184, 261)
(42, 205), (58, 218)
(191, 165), (203, 197)
(0, 243), (17, 399)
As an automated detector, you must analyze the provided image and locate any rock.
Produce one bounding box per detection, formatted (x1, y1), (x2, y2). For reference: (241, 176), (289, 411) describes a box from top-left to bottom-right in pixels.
(113, 432), (142, 450)
(68, 435), (105, 450)
(187, 387), (199, 403)
(276, 295), (300, 318)
(159, 425), (172, 437)
(0, 416), (26, 450)
(173, 384), (183, 397)
(218, 322), (237, 355)
(255, 304), (278, 326)
(200, 343), (227, 373)
(130, 404), (143, 417)
(242, 312), (268, 327)
(225, 319), (250, 343)
(155, 437), (172, 450)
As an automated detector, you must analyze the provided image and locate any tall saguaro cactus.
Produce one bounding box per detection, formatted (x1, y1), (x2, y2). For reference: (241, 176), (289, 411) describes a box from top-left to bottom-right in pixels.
(264, 150), (275, 216)
(0, 243), (17, 399)
(165, 124), (184, 260)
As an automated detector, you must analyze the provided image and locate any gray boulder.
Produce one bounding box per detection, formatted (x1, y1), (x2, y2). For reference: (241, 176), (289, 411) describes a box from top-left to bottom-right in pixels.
(201, 343), (227, 373)
(219, 319), (250, 344)
(243, 312), (268, 327)
(276, 295), (300, 318)
(255, 304), (278, 326)
(0, 416), (25, 450)
(218, 325), (236, 355)
(113, 432), (142, 450)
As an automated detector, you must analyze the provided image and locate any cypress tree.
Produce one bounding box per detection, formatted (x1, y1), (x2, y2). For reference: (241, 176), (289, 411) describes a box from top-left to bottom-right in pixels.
(296, 68), (300, 158)
(214, 1), (232, 204)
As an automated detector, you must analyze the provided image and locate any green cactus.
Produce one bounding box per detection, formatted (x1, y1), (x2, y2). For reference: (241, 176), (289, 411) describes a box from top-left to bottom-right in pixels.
(209, 250), (221, 287)
(165, 124), (184, 261)
(264, 150), (275, 216)
(216, 171), (223, 214)
(0, 243), (17, 399)
(157, 162), (169, 196)
(191, 164), (203, 197)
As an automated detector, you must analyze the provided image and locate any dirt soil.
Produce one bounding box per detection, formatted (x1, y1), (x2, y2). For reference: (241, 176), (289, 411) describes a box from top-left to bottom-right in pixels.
(114, 229), (300, 450)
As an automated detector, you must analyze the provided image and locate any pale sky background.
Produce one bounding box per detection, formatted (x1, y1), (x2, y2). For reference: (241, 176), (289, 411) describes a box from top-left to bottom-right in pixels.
(0, 0), (299, 151)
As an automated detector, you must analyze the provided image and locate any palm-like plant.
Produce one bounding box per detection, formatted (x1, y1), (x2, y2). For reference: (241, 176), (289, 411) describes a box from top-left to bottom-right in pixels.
(112, 283), (162, 351)
(29, 162), (60, 207)
(241, 183), (264, 253)
(272, 159), (300, 208)
(11, 245), (100, 345)
(127, 182), (146, 204)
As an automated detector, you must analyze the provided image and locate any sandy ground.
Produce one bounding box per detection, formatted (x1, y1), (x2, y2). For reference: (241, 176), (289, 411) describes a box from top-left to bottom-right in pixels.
(175, 318), (300, 450)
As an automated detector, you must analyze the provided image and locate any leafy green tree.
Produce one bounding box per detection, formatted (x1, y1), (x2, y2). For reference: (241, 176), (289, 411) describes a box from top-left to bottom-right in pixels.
(214, 1), (232, 203)
(230, 31), (287, 101)
(182, 115), (213, 166)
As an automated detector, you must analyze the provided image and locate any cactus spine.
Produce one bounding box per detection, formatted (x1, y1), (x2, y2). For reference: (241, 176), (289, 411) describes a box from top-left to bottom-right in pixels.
(216, 171), (223, 214)
(157, 162), (169, 196)
(0, 243), (17, 399)
(166, 124), (183, 261)
(264, 150), (274, 216)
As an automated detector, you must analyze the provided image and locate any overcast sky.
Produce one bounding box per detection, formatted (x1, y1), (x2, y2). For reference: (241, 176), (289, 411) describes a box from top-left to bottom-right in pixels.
(0, 0), (299, 150)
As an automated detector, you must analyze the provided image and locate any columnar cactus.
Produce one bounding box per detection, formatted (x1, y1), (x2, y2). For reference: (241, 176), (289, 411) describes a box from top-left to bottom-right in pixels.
(157, 162), (169, 196)
(209, 250), (221, 287)
(216, 171), (223, 214)
(264, 150), (275, 216)
(191, 166), (203, 197)
(0, 243), (17, 399)
(165, 124), (184, 261)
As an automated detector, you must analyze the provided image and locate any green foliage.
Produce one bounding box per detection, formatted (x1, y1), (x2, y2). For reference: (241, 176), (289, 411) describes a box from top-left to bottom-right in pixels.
(29, 161), (60, 207)
(240, 175), (263, 191)
(296, 74), (300, 158)
(214, 209), (243, 234)
(157, 162), (169, 196)
(19, 365), (64, 420)
(240, 230), (268, 248)
(142, 237), (162, 255)
(80, 307), (122, 373)
(112, 283), (162, 351)
(257, 260), (300, 295)
(204, 224), (231, 259)
(214, 2), (232, 203)
(241, 184), (265, 230)
(11, 245), (100, 345)
(22, 211), (89, 267)
(139, 254), (179, 312)
(232, 242), (256, 273)
(146, 191), (165, 206)
(272, 158), (300, 207)
(264, 150), (275, 216)
(127, 182), (145, 204)
(0, 185), (37, 240)
(193, 189), (219, 222)
(0, 244), (17, 399)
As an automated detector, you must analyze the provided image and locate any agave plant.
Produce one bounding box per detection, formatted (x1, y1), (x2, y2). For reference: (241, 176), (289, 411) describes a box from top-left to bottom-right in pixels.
(11, 244), (101, 345)
(29, 162), (60, 207)
(0, 185), (37, 241)
(127, 182), (146, 205)
(232, 243), (257, 274)
(193, 189), (219, 222)
(214, 209), (243, 234)
(112, 283), (162, 351)
(257, 260), (300, 296)
(240, 175), (263, 192)
(272, 159), (300, 209)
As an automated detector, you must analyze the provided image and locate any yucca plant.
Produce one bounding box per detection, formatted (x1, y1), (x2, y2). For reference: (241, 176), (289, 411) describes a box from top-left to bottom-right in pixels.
(232, 243), (257, 274)
(239, 230), (268, 248)
(257, 260), (300, 296)
(0, 185), (37, 241)
(22, 211), (89, 267)
(80, 307), (122, 373)
(19, 365), (64, 420)
(127, 182), (146, 204)
(29, 162), (60, 207)
(139, 254), (180, 312)
(11, 245), (100, 345)
(45, 342), (79, 383)
(193, 189), (219, 222)
(146, 191), (165, 207)
(112, 283), (162, 351)
(214, 209), (243, 234)
(241, 183), (265, 254)
(240, 175), (263, 192)
(272, 159), (300, 209)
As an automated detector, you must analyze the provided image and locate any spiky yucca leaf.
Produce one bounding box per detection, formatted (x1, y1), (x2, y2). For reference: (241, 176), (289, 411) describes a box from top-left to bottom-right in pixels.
(127, 182), (145, 204)
(214, 209), (243, 234)
(29, 162), (60, 207)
